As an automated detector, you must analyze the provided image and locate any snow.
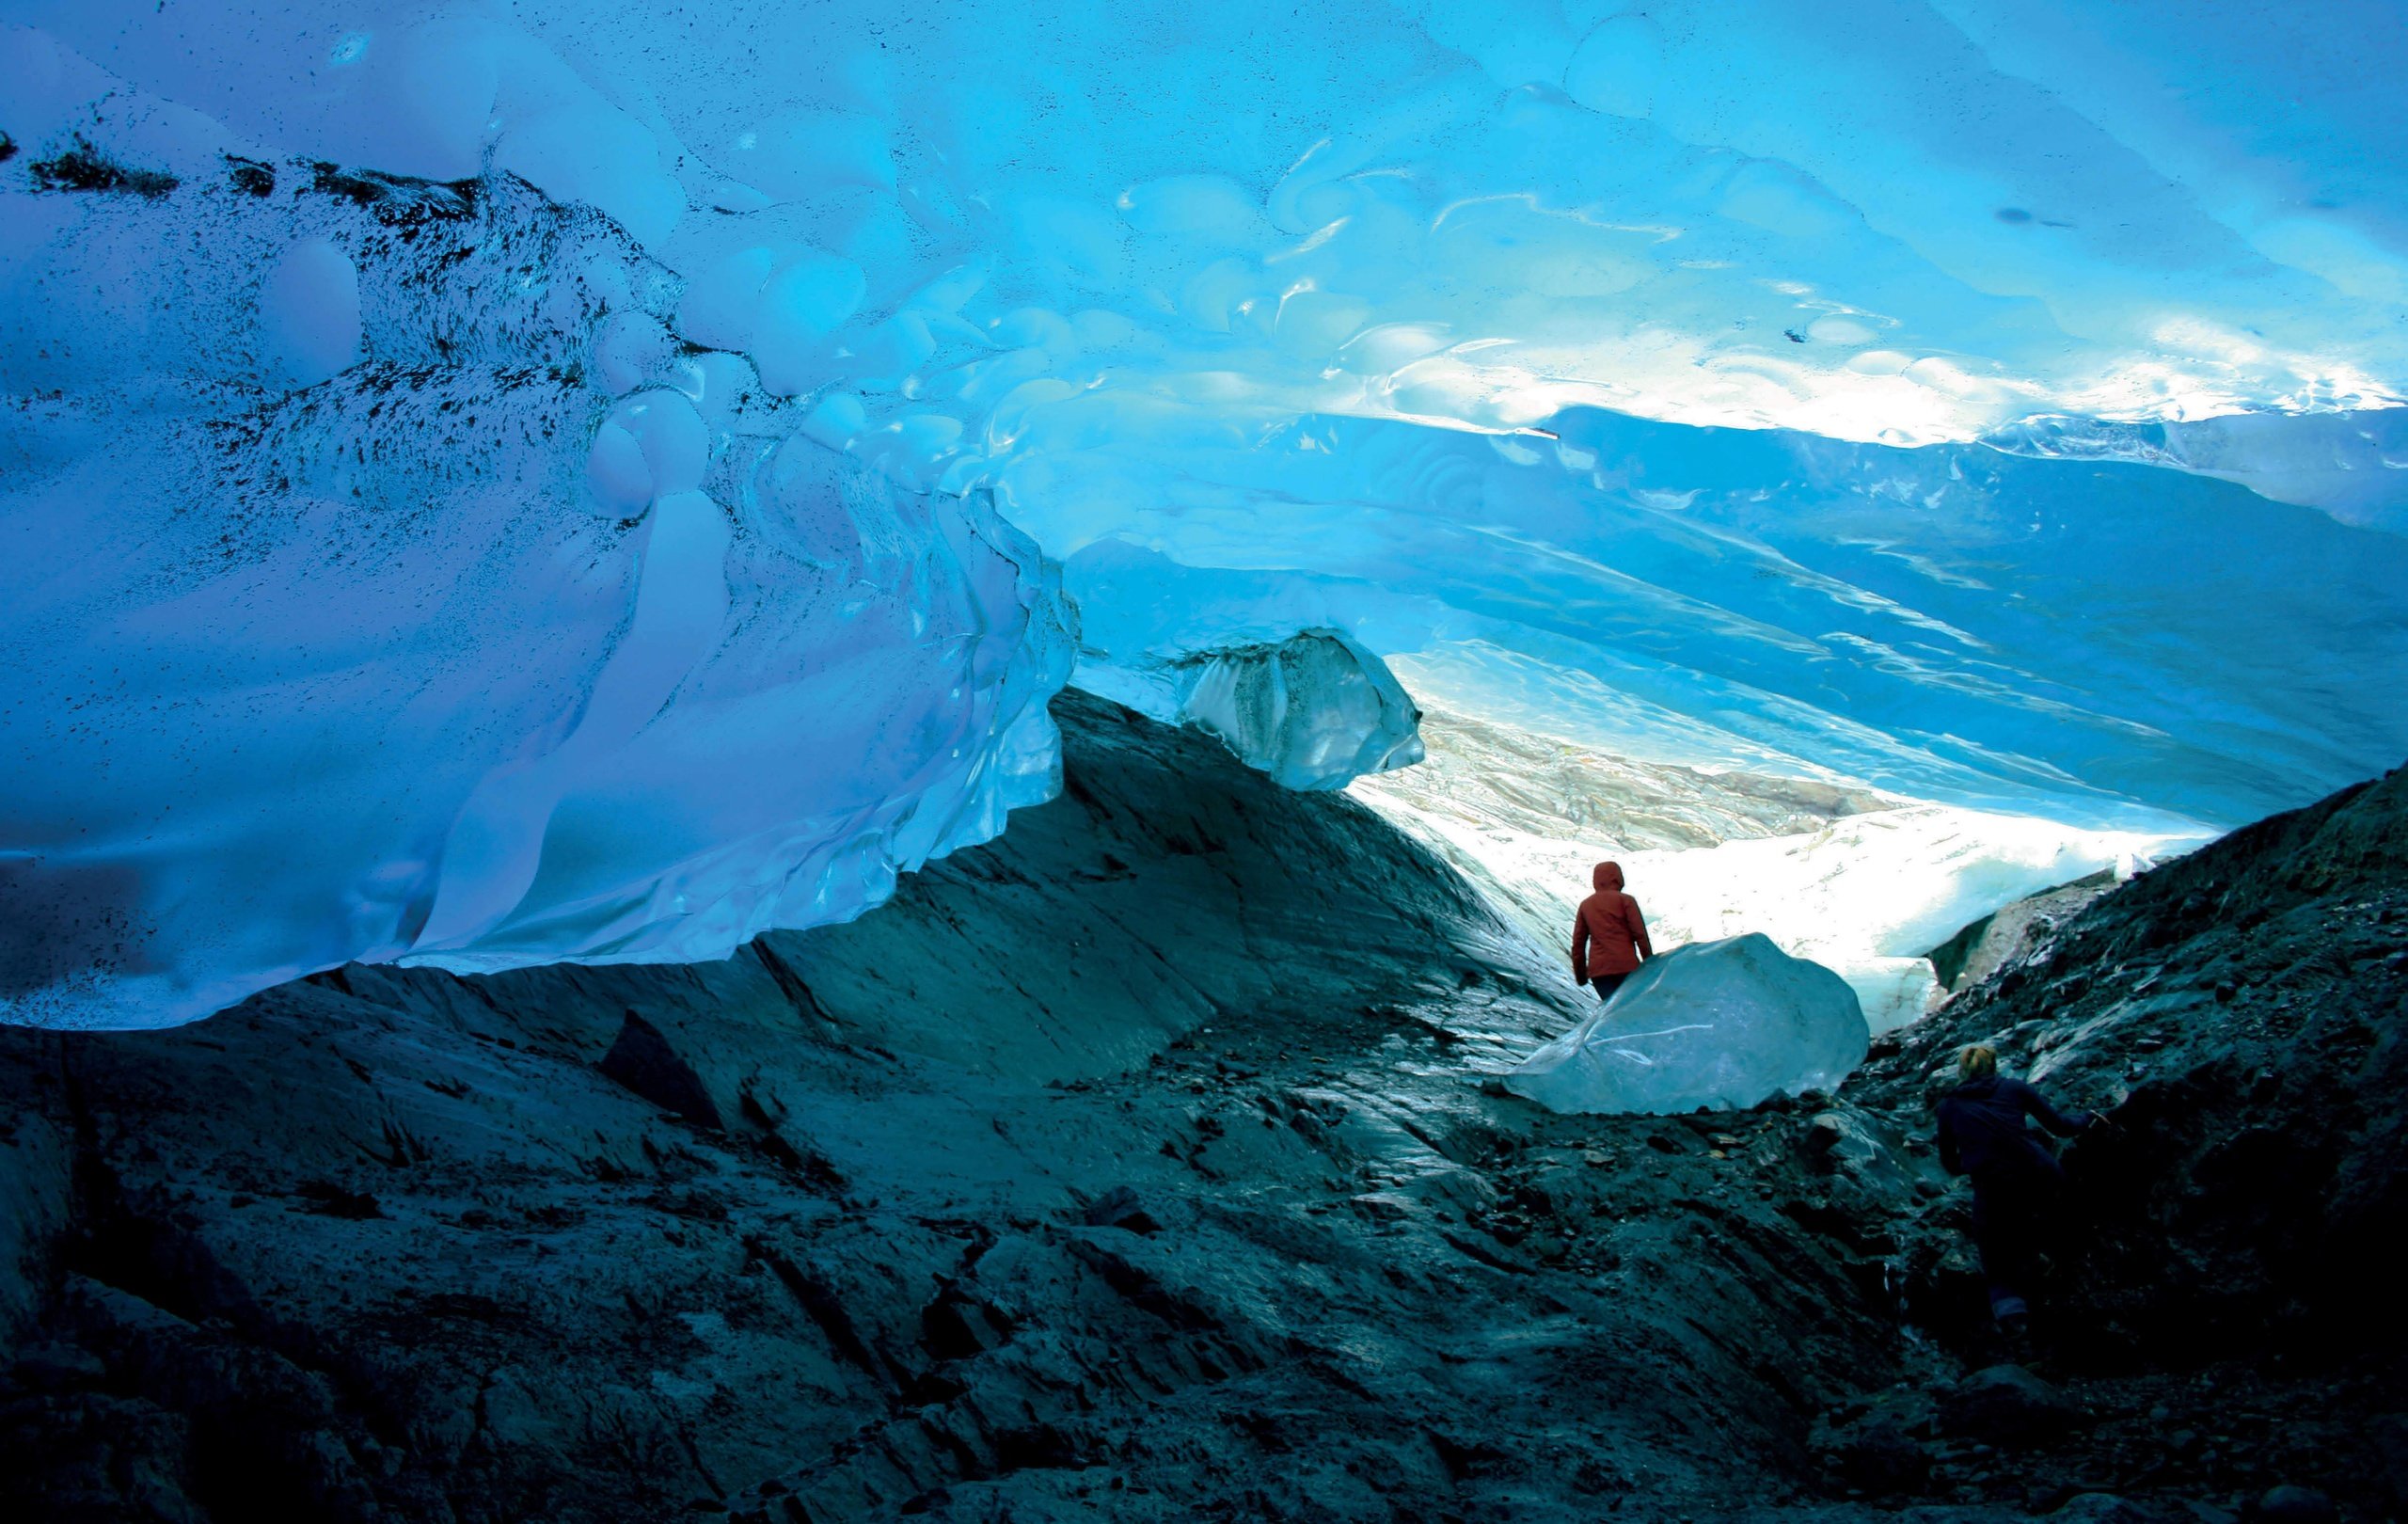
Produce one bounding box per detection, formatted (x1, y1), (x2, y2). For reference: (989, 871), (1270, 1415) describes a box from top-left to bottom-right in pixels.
(1352, 706), (2203, 1032)
(1615, 809), (2194, 1032)
(7, 5), (2408, 1027)
(1377, 794), (2194, 1034)
(1508, 934), (1869, 1116)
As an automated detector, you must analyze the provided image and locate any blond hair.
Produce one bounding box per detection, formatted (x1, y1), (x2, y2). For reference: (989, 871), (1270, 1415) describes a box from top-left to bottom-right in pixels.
(1958, 1044), (1999, 1081)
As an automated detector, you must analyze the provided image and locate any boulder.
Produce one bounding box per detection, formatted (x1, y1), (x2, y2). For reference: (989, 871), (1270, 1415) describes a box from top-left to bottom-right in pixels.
(1938, 1364), (2083, 1446)
(1508, 934), (1868, 1115)
(2251, 1485), (2338, 1524)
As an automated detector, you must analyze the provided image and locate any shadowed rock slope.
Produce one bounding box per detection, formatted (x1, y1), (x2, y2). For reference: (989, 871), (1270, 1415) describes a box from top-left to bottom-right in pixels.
(0, 692), (1897, 1524)
(1834, 762), (2408, 1519)
(0, 696), (2401, 1523)
(1863, 759), (2408, 1357)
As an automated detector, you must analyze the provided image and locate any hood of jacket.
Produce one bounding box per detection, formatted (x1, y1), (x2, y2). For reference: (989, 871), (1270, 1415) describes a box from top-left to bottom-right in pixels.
(1592, 861), (1624, 893)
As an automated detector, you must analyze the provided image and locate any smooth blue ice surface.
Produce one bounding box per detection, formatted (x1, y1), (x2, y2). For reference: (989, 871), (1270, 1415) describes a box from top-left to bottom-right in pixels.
(6, 3), (2408, 1026)
(1033, 407), (2408, 830)
(1509, 934), (1871, 1116)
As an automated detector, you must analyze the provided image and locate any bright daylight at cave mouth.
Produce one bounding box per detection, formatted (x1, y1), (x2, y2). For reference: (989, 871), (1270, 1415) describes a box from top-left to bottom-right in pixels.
(3, 3), (2405, 1520)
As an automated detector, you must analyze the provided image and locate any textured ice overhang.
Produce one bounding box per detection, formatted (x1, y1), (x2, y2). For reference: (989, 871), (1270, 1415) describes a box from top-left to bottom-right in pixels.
(8, 5), (2408, 1026)
(0, 61), (1070, 1029)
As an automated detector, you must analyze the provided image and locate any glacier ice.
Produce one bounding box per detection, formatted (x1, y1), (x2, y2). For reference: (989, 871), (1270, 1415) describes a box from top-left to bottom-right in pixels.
(1981, 409), (2408, 534)
(1068, 542), (1423, 789)
(8, 4), (2408, 1028)
(1022, 407), (2408, 830)
(1077, 628), (1423, 794)
(0, 127), (1070, 1029)
(1508, 934), (1870, 1116)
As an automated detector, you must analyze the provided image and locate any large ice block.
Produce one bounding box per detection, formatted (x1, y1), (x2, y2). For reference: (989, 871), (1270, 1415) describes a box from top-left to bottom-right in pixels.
(1171, 631), (1424, 792)
(1074, 628), (1422, 792)
(1508, 935), (1870, 1116)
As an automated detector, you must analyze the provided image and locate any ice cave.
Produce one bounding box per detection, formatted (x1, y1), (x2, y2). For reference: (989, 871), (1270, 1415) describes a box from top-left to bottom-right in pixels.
(2, 4), (2405, 1520)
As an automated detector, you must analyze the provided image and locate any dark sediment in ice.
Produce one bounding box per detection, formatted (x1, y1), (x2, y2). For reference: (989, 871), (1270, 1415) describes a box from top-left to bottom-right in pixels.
(0, 696), (2401, 1522)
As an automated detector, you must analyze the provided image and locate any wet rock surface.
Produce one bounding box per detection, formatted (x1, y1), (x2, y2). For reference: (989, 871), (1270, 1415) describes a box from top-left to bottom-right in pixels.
(1925, 871), (2120, 1000)
(0, 701), (2401, 1522)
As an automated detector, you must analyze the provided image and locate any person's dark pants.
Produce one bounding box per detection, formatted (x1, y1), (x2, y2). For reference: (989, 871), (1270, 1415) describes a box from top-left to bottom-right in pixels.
(1591, 973), (1628, 1004)
(1970, 1166), (2059, 1324)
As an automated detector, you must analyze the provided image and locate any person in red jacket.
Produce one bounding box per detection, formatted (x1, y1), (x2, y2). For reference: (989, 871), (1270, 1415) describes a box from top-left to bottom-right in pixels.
(1572, 861), (1653, 1004)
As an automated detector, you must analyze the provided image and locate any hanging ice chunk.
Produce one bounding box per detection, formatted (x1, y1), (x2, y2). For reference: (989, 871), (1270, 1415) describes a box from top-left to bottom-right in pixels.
(1508, 935), (1870, 1116)
(1061, 541), (1426, 791)
(1170, 630), (1425, 791)
(1076, 627), (1423, 792)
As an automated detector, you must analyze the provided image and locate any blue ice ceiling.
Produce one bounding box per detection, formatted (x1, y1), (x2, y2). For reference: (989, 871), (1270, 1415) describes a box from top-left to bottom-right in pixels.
(5, 1), (2408, 1028)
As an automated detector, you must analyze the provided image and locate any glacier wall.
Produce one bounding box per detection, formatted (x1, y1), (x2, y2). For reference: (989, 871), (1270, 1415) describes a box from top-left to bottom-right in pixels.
(8, 3), (2408, 1026)
(0, 60), (1071, 1028)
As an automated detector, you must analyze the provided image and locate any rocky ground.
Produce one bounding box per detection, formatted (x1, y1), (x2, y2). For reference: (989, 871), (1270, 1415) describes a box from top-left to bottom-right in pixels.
(1842, 761), (2408, 1522)
(0, 694), (2400, 1522)
(1351, 706), (1899, 853)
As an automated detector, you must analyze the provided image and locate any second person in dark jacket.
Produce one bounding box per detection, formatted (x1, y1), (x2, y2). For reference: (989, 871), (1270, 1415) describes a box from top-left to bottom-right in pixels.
(1936, 1044), (2106, 1335)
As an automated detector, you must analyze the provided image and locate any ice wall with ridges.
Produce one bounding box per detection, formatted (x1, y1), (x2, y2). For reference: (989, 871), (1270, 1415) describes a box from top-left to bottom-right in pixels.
(0, 105), (1071, 1028)
(1025, 409), (2408, 830)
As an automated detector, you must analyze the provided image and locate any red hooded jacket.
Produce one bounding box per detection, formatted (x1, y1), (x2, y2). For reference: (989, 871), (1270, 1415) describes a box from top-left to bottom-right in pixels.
(1573, 861), (1653, 978)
